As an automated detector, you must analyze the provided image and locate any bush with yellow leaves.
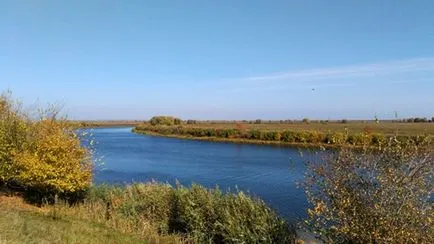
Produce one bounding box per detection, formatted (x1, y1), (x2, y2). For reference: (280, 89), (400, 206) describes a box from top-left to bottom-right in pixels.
(303, 137), (433, 243)
(0, 92), (92, 199)
(0, 93), (29, 184)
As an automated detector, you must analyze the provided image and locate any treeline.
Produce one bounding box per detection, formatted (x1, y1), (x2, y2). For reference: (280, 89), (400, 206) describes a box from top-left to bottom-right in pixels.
(400, 117), (434, 123)
(146, 116), (434, 125)
(146, 117), (349, 125)
(135, 124), (427, 147)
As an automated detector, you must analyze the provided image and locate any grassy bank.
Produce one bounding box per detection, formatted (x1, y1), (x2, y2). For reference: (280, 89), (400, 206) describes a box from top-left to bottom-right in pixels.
(0, 93), (297, 243)
(134, 128), (349, 149)
(0, 183), (296, 243)
(134, 122), (432, 148)
(0, 195), (145, 244)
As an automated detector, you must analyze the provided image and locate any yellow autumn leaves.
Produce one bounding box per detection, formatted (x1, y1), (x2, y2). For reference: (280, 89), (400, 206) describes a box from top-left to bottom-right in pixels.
(0, 93), (92, 195)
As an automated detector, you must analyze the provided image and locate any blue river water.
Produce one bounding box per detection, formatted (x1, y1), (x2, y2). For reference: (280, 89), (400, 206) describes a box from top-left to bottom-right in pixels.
(83, 127), (311, 221)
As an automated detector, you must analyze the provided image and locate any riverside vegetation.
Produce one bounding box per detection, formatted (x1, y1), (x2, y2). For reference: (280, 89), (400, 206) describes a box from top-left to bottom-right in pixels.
(1, 99), (433, 243)
(134, 116), (433, 148)
(0, 94), (294, 243)
(303, 137), (433, 243)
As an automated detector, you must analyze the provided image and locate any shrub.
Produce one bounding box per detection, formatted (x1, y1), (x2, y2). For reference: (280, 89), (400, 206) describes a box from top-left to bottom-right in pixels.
(371, 133), (386, 146)
(135, 125), (418, 148)
(324, 132), (346, 145)
(247, 130), (261, 140)
(0, 94), (30, 184)
(14, 119), (92, 194)
(186, 120), (197, 124)
(303, 137), (433, 243)
(0, 92), (93, 200)
(281, 130), (296, 142)
(302, 118), (310, 124)
(174, 118), (182, 125)
(346, 133), (369, 146)
(149, 116), (182, 126)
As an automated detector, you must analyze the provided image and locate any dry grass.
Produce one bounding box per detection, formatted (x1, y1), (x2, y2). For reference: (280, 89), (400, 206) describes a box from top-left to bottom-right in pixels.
(178, 122), (434, 136)
(0, 196), (147, 244)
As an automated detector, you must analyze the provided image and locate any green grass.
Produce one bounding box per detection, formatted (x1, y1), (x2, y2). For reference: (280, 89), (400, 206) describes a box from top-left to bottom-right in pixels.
(0, 197), (145, 244)
(78, 183), (295, 243)
(0, 183), (296, 244)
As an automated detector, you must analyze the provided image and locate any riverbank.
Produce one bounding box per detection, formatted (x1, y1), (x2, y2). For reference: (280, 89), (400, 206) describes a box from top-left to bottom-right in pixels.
(70, 120), (141, 128)
(133, 123), (431, 149)
(0, 183), (297, 243)
(134, 128), (345, 149)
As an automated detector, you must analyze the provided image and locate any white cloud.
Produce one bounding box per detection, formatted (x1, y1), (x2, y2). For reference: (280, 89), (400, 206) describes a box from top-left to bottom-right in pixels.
(239, 57), (434, 82)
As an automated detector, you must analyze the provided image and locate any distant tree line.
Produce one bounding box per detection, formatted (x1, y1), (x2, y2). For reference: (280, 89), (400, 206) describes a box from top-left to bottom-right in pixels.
(147, 116), (434, 125)
(395, 117), (434, 123)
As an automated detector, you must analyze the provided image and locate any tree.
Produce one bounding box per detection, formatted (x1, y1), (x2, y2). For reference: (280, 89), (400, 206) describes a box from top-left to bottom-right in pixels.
(149, 116), (182, 126)
(0, 92), (92, 198)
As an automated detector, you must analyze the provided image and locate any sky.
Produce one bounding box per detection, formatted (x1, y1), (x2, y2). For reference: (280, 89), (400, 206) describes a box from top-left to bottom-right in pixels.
(1, 0), (433, 120)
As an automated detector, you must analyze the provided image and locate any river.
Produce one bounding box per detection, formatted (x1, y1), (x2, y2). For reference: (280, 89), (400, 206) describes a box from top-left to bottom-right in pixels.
(84, 127), (311, 221)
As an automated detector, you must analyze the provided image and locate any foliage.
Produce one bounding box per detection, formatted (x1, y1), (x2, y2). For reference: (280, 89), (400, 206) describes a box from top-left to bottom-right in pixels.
(14, 119), (92, 194)
(82, 183), (295, 243)
(0, 92), (92, 199)
(149, 116), (182, 126)
(186, 119), (197, 124)
(303, 137), (434, 243)
(135, 124), (424, 148)
(406, 117), (429, 123)
(0, 93), (29, 184)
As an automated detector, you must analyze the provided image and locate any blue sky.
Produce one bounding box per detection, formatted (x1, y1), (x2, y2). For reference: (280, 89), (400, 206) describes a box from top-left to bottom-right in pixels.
(1, 1), (433, 120)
